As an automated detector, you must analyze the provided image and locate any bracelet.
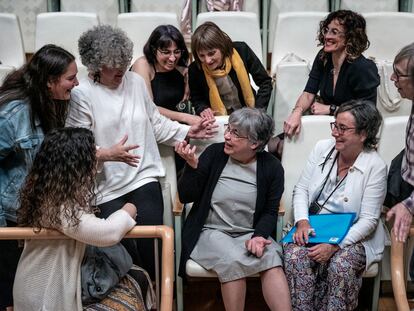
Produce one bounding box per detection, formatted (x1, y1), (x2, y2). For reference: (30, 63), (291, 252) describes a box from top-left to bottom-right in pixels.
(292, 106), (304, 114)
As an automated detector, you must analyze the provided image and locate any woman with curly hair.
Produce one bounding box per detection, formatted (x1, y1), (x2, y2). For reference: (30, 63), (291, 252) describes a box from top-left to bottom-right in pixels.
(132, 25), (201, 125)
(0, 44), (78, 310)
(13, 127), (142, 311)
(67, 25), (215, 279)
(284, 10), (380, 138)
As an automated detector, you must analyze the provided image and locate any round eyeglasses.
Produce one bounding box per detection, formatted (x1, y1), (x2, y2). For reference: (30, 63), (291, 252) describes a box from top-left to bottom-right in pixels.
(224, 124), (248, 140)
(330, 122), (355, 135)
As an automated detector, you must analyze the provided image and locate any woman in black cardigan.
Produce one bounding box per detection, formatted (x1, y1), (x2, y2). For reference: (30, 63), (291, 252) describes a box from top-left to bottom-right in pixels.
(189, 22), (272, 118)
(176, 108), (291, 311)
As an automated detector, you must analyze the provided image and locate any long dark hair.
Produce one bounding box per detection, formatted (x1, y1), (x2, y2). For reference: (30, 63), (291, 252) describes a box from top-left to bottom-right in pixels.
(143, 24), (189, 67)
(18, 127), (97, 231)
(0, 44), (75, 133)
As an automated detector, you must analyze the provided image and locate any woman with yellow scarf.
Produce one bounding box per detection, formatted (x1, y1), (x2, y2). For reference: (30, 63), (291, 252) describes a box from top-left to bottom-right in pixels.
(189, 22), (272, 119)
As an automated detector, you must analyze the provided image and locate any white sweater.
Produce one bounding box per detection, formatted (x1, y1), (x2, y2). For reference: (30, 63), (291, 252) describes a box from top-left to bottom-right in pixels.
(66, 72), (189, 204)
(13, 209), (136, 311)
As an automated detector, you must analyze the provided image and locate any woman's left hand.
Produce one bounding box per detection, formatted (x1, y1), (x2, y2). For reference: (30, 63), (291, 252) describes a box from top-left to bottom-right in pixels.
(187, 117), (218, 139)
(245, 236), (272, 258)
(307, 243), (339, 263)
(311, 102), (330, 115)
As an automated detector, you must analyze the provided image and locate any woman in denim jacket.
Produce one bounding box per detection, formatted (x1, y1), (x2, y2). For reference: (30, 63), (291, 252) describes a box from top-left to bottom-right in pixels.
(0, 44), (79, 310)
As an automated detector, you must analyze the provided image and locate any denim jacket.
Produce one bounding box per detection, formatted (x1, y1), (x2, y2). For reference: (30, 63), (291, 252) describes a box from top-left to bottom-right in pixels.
(0, 100), (43, 226)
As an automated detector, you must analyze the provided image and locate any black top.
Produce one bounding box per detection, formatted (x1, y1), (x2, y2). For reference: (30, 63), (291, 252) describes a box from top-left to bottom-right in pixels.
(178, 143), (284, 278)
(304, 50), (380, 106)
(151, 68), (185, 111)
(188, 41), (272, 115)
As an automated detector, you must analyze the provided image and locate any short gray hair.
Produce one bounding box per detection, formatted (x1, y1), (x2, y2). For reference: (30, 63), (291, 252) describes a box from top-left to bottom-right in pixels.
(394, 42), (414, 87)
(228, 108), (274, 152)
(335, 99), (382, 150)
(78, 25), (133, 73)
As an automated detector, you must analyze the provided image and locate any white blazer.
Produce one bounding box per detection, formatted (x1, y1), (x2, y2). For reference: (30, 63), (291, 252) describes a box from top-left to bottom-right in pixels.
(293, 139), (388, 269)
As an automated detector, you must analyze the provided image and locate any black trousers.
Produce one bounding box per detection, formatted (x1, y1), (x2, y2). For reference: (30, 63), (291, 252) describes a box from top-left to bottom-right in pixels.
(97, 181), (164, 280)
(0, 221), (22, 309)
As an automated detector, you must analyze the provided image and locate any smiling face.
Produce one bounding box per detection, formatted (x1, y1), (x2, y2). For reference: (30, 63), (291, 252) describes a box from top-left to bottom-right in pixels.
(99, 65), (127, 89)
(391, 58), (414, 100)
(323, 19), (346, 55)
(197, 48), (224, 71)
(223, 124), (258, 163)
(331, 112), (366, 154)
(154, 41), (182, 72)
(48, 61), (79, 100)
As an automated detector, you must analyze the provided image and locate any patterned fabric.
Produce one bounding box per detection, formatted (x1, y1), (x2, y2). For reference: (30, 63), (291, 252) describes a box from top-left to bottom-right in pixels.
(402, 105), (414, 213)
(284, 242), (366, 311)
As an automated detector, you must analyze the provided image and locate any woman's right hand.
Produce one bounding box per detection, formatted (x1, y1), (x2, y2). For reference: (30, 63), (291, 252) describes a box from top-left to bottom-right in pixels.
(122, 203), (137, 220)
(293, 219), (312, 246)
(98, 135), (140, 167)
(284, 109), (302, 138)
(184, 114), (202, 126)
(175, 140), (198, 169)
(200, 108), (215, 120)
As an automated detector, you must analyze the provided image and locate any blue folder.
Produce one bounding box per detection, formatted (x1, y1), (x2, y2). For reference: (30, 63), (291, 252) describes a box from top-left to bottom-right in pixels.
(281, 213), (357, 244)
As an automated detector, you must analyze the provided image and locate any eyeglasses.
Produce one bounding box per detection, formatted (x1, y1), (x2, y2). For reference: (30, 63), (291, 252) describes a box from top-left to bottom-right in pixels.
(157, 49), (183, 57)
(224, 124), (248, 140)
(393, 63), (413, 81)
(322, 27), (344, 37)
(330, 122), (355, 135)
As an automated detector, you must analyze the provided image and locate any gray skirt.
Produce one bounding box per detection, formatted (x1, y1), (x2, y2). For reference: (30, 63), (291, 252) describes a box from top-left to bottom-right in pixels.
(190, 229), (283, 282)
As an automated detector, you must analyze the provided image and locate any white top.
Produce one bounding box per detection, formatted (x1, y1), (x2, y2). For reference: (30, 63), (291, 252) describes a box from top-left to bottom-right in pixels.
(293, 139), (388, 268)
(13, 209), (136, 311)
(66, 72), (189, 204)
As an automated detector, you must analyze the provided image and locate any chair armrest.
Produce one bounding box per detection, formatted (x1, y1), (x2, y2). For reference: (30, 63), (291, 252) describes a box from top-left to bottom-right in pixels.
(173, 192), (184, 216)
(278, 201), (285, 216)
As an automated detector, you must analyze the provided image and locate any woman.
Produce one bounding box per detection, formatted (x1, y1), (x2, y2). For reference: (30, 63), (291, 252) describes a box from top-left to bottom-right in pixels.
(284, 10), (380, 138)
(177, 108), (291, 311)
(284, 100), (387, 310)
(189, 22), (272, 118)
(0, 44), (78, 310)
(67, 25), (214, 278)
(132, 25), (200, 125)
(13, 127), (146, 311)
(386, 43), (414, 242)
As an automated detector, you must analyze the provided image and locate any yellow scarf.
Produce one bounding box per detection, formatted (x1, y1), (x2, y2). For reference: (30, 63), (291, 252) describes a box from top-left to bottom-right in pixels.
(201, 48), (255, 116)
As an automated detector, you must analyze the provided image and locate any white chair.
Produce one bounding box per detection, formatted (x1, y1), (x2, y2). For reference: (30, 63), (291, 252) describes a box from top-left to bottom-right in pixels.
(35, 12), (99, 69)
(0, 13), (25, 68)
(270, 12), (327, 76)
(268, 0), (329, 53)
(117, 12), (179, 64)
(130, 0), (184, 20)
(0, 0), (48, 53)
(60, 0), (120, 26)
(338, 0), (398, 12)
(196, 11), (263, 64)
(364, 12), (414, 62)
(0, 65), (15, 85)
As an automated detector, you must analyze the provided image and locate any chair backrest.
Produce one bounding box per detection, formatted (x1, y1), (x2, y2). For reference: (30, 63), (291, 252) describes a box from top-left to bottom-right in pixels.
(268, 0), (329, 53)
(130, 0), (184, 19)
(60, 0), (119, 26)
(270, 12), (327, 76)
(0, 13), (26, 68)
(117, 12), (179, 64)
(197, 0), (260, 16)
(281, 115), (334, 225)
(191, 116), (229, 157)
(377, 116), (409, 169)
(0, 65), (15, 85)
(35, 12), (99, 65)
(196, 11), (263, 63)
(340, 0), (398, 12)
(364, 12), (414, 61)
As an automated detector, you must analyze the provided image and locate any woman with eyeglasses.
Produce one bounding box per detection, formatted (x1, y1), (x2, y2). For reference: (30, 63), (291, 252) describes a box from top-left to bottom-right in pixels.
(284, 100), (387, 310)
(386, 43), (414, 242)
(284, 10), (380, 139)
(176, 108), (291, 311)
(132, 25), (201, 126)
(189, 22), (272, 119)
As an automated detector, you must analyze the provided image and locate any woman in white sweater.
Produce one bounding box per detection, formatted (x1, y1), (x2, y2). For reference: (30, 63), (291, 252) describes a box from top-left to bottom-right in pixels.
(13, 128), (140, 311)
(284, 100), (387, 311)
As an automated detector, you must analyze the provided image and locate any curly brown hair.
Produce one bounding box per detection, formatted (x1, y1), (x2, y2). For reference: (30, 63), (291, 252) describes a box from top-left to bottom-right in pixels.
(318, 10), (369, 61)
(18, 127), (97, 231)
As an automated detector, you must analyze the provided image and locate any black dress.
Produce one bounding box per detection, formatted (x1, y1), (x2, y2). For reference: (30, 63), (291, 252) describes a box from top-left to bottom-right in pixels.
(304, 50), (380, 107)
(151, 68), (185, 111)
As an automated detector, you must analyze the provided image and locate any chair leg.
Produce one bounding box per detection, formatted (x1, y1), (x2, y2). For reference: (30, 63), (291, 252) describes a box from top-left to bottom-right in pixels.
(371, 263), (381, 311)
(175, 215), (184, 311)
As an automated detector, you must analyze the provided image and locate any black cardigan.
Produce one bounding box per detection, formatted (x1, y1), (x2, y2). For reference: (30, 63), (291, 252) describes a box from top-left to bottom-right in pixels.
(188, 41), (273, 115)
(178, 143), (284, 277)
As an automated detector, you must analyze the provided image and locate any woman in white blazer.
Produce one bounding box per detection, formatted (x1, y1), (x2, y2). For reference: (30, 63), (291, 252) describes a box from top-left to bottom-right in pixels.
(284, 100), (387, 311)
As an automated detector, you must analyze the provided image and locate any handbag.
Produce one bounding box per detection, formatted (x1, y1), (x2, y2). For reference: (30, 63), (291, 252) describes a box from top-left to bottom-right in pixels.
(384, 149), (414, 208)
(81, 243), (133, 304)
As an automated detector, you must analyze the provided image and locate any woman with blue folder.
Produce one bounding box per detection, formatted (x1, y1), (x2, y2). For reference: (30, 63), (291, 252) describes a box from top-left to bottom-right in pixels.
(284, 100), (387, 311)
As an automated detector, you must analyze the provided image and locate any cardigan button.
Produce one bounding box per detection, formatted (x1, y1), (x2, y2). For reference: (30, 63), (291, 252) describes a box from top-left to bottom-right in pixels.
(349, 167), (354, 172)
(344, 197), (349, 202)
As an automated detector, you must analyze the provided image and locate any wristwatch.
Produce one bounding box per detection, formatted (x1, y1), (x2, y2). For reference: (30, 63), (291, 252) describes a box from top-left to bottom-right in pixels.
(329, 104), (336, 116)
